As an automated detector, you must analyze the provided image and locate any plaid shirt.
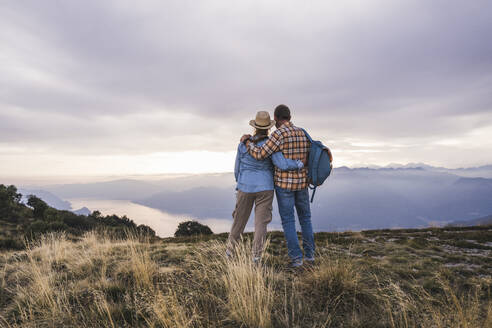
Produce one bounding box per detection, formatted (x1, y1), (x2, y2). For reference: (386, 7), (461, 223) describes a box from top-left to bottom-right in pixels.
(245, 122), (311, 190)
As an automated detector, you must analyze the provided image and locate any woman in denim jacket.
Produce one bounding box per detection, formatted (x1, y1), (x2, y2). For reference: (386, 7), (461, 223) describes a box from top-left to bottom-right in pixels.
(227, 111), (303, 262)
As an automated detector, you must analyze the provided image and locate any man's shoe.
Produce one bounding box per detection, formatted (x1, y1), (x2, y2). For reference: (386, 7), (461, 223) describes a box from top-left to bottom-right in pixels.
(303, 258), (315, 270)
(286, 259), (303, 272)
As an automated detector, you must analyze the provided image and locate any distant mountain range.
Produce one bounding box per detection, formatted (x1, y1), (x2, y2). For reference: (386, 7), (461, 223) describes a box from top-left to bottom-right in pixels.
(39, 174), (234, 200)
(448, 215), (492, 227)
(19, 188), (72, 210)
(72, 207), (92, 216)
(19, 188), (92, 216)
(16, 164), (492, 231)
(351, 163), (492, 178)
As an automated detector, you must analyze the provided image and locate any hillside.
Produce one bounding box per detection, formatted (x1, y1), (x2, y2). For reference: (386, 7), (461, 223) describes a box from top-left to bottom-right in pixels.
(0, 184), (156, 250)
(448, 214), (492, 227)
(1, 226), (490, 327)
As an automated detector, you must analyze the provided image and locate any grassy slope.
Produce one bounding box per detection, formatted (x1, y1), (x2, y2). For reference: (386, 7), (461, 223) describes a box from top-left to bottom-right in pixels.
(0, 226), (491, 328)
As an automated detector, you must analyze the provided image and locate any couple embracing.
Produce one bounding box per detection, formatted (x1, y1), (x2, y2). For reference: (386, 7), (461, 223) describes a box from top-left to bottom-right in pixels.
(227, 104), (314, 269)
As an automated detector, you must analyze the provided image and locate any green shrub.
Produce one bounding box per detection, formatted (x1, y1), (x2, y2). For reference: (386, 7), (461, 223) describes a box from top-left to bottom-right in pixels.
(174, 220), (213, 237)
(0, 184), (25, 221)
(5, 185), (156, 239)
(27, 195), (48, 219)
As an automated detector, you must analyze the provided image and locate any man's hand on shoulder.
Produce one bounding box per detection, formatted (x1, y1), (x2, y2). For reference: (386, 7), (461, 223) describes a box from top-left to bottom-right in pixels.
(240, 134), (251, 143)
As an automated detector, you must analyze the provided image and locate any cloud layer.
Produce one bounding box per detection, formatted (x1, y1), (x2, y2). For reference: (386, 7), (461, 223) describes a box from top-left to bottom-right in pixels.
(1, 0), (492, 176)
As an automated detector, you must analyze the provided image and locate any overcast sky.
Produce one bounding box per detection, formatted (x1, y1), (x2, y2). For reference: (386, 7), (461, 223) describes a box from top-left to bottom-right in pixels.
(1, 0), (492, 178)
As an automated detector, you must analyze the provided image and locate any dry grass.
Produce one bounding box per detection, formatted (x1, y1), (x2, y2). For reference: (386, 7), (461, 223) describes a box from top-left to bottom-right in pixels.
(0, 232), (193, 327)
(425, 275), (492, 328)
(146, 290), (194, 328)
(222, 240), (275, 327)
(0, 230), (490, 327)
(186, 239), (275, 327)
(125, 237), (157, 289)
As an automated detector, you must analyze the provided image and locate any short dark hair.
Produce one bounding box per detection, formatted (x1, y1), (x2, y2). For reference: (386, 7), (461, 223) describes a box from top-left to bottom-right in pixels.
(274, 104), (291, 121)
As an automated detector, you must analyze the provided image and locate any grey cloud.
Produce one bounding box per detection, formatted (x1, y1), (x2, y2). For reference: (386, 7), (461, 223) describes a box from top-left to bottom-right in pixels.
(0, 107), (244, 154)
(1, 0), (492, 162)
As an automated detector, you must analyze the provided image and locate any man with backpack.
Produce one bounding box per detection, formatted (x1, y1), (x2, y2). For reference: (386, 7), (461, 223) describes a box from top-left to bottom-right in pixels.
(240, 104), (315, 268)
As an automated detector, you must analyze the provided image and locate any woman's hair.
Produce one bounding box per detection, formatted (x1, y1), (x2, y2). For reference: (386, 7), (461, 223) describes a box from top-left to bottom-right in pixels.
(253, 128), (269, 144)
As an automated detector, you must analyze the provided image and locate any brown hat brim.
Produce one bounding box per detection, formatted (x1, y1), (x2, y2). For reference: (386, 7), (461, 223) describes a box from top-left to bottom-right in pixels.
(249, 119), (276, 129)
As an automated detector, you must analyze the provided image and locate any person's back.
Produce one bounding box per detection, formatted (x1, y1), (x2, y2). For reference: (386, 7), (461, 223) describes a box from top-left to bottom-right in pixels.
(273, 122), (311, 190)
(242, 104), (315, 268)
(235, 139), (274, 193)
(229, 111), (303, 263)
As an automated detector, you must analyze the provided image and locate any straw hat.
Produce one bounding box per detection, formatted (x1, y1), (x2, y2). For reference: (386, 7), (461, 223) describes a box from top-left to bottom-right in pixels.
(249, 111), (276, 129)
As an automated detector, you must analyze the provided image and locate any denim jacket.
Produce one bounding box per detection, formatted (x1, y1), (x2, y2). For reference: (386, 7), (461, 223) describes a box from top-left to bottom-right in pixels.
(234, 140), (303, 193)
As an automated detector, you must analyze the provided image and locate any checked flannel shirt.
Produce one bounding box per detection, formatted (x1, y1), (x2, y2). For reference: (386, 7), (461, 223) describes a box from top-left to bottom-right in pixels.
(245, 121), (311, 190)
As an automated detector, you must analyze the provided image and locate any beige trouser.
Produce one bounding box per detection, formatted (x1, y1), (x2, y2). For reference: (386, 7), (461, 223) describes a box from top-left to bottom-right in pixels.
(227, 189), (274, 258)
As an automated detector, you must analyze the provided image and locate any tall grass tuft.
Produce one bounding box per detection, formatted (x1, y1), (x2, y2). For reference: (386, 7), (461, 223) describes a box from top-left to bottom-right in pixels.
(192, 239), (275, 327)
(13, 233), (72, 323)
(223, 239), (275, 328)
(424, 275), (492, 328)
(125, 233), (157, 290)
(146, 289), (195, 328)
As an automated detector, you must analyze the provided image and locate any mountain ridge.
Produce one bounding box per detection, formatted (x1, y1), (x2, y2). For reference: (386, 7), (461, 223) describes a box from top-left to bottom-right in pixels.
(448, 214), (492, 227)
(10, 163), (492, 232)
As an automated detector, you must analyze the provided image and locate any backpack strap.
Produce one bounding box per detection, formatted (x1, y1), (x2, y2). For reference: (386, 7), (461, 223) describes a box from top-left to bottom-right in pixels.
(301, 128), (313, 143)
(310, 186), (316, 203)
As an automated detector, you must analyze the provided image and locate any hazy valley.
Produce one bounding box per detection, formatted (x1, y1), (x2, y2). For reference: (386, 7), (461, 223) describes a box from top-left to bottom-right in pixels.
(13, 164), (492, 236)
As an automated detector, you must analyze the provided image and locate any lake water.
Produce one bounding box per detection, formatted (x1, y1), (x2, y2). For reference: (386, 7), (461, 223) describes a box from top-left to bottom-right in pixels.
(68, 198), (233, 237)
